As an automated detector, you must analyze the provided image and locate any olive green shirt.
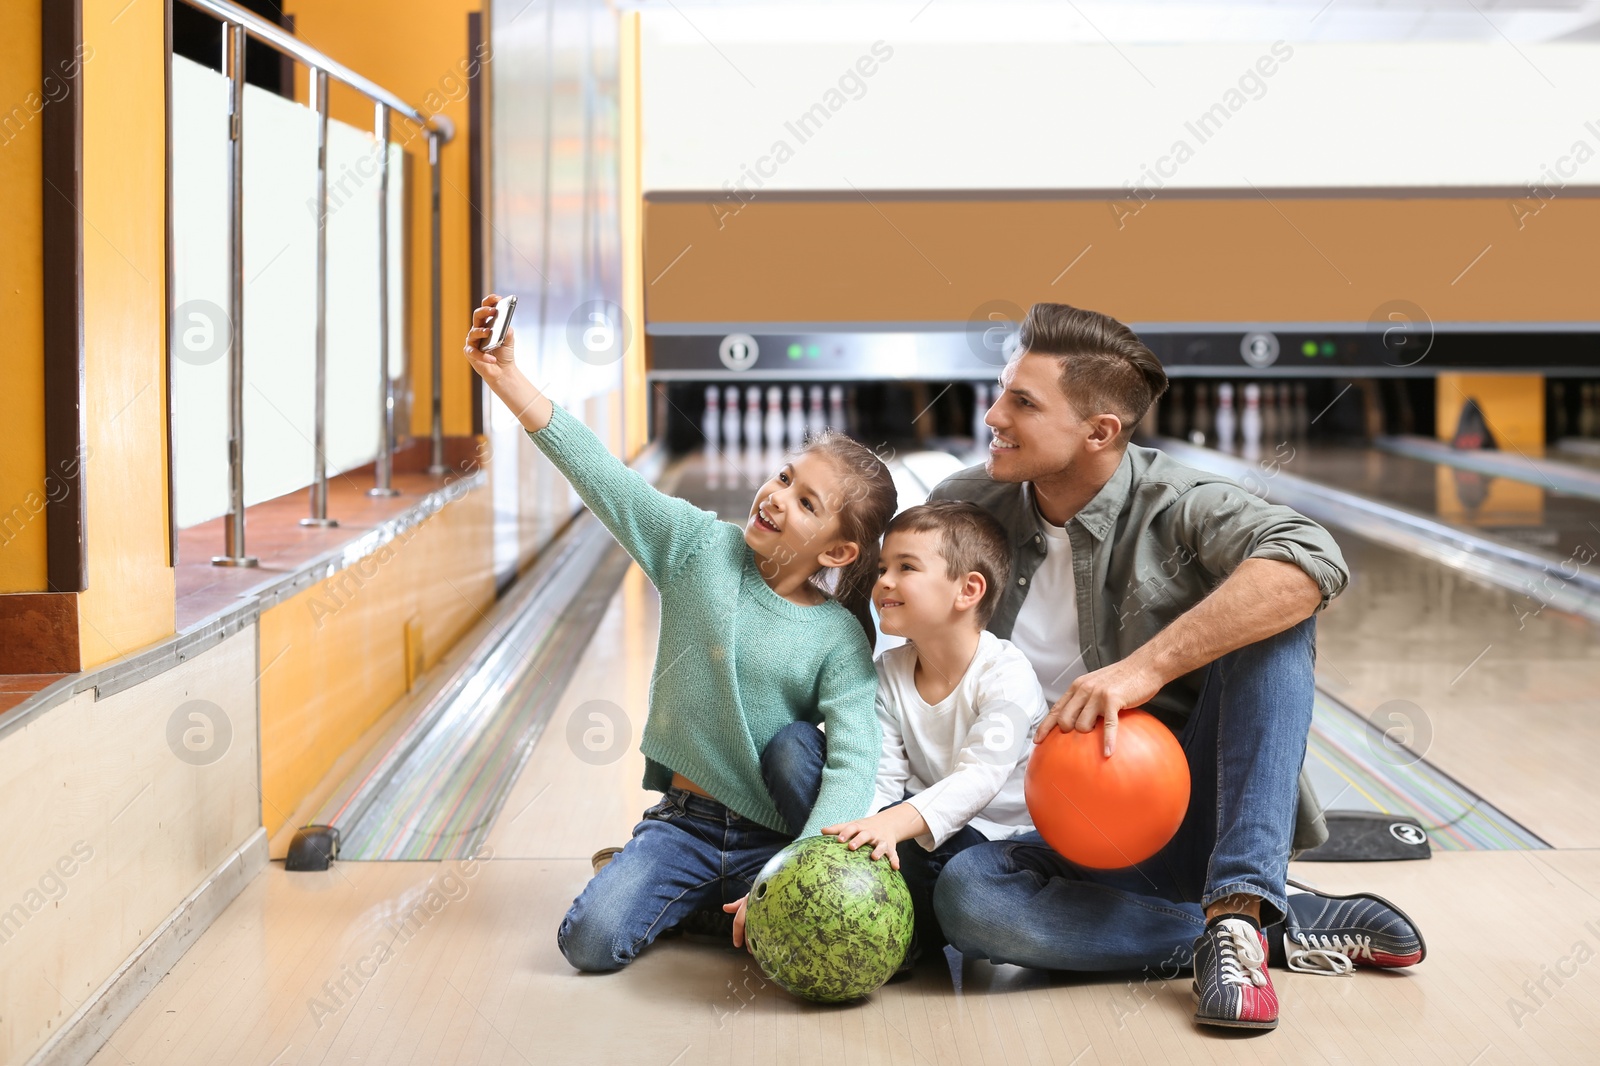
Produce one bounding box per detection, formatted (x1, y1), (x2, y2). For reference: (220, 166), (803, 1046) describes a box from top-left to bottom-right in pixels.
(929, 443), (1350, 851)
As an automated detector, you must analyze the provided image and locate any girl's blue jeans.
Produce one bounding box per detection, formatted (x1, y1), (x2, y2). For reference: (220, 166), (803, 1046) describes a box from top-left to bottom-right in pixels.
(557, 721), (825, 972)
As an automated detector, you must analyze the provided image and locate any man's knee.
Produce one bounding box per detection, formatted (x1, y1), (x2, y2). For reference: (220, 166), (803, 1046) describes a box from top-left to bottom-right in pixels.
(1212, 614), (1316, 690)
(1255, 615), (1316, 662)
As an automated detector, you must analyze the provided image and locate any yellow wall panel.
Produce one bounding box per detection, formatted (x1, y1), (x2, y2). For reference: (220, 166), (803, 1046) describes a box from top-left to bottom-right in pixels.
(0, 4), (47, 591)
(284, 0), (482, 443)
(77, 0), (175, 664)
(1436, 373), (1545, 450)
(258, 486), (493, 837)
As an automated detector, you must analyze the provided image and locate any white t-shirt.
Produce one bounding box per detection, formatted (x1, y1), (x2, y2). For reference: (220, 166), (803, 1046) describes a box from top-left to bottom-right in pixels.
(872, 631), (1049, 850)
(1009, 509), (1087, 704)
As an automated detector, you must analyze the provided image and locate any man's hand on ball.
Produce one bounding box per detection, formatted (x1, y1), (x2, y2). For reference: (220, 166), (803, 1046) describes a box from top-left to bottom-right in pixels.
(1034, 658), (1165, 756)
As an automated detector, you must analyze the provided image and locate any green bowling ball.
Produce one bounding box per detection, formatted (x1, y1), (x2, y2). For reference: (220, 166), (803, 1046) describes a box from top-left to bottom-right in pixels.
(743, 834), (914, 1003)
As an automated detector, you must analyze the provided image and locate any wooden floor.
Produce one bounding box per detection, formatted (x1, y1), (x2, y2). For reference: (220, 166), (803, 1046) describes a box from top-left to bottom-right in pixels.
(93, 566), (1600, 1065)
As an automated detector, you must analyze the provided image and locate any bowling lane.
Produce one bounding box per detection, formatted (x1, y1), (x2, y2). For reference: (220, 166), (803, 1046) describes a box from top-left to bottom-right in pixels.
(1314, 530), (1600, 848)
(1555, 438), (1600, 471)
(1195, 439), (1600, 563)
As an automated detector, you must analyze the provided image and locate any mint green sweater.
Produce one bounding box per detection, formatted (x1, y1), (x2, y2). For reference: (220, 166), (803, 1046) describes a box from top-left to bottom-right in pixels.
(528, 406), (881, 837)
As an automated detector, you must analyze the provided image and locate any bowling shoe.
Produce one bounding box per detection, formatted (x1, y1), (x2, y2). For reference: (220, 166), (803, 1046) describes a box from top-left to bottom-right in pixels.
(1191, 916), (1279, 1030)
(1272, 878), (1427, 975)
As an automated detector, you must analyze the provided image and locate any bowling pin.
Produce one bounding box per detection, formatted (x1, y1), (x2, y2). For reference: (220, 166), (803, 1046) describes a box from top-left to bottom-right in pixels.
(1241, 383), (1264, 459)
(1276, 384), (1293, 440)
(764, 386), (785, 454)
(702, 385), (721, 449)
(1215, 383), (1236, 451)
(972, 383), (991, 449)
(1167, 381), (1188, 440)
(1191, 382), (1211, 446)
(807, 385), (826, 440)
(828, 384), (846, 434)
(744, 386), (763, 459)
(1260, 380), (1278, 442)
(1292, 381), (1309, 441)
(723, 386), (742, 450)
(786, 386), (806, 449)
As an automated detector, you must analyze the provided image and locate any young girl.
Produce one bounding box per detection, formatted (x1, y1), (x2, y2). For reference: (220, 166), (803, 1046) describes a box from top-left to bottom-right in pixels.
(461, 296), (896, 972)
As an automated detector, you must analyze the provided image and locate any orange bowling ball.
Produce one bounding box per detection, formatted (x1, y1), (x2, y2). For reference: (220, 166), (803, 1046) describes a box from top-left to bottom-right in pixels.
(1024, 708), (1191, 869)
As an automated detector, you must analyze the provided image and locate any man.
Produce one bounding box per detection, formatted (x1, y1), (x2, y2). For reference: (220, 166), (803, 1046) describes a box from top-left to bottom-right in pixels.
(930, 303), (1424, 1032)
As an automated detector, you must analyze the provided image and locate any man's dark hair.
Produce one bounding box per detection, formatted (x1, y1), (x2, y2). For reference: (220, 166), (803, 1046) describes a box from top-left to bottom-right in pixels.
(1017, 302), (1169, 443)
(885, 501), (1011, 626)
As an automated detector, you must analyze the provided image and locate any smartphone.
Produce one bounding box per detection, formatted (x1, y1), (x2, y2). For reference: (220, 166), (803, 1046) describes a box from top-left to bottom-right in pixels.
(483, 294), (517, 352)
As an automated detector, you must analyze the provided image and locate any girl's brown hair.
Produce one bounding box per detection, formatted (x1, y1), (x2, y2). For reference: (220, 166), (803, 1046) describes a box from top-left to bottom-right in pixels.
(801, 430), (897, 646)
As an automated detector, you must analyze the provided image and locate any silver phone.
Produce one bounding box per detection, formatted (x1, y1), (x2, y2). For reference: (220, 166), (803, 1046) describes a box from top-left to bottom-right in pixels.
(483, 294), (517, 351)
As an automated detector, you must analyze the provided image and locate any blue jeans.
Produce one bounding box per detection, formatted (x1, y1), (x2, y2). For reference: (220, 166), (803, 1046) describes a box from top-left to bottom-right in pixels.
(557, 724), (820, 972)
(764, 721), (987, 959)
(933, 617), (1316, 972)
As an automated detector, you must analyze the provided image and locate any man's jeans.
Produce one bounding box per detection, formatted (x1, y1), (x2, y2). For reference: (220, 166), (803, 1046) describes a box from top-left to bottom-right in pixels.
(933, 617), (1317, 972)
(557, 724), (820, 972)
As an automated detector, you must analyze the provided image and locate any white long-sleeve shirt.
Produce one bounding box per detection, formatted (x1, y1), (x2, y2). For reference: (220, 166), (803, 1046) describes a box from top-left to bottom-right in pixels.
(872, 631), (1049, 850)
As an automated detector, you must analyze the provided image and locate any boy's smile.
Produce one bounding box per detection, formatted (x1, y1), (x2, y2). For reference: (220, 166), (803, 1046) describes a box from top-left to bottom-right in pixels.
(874, 528), (967, 639)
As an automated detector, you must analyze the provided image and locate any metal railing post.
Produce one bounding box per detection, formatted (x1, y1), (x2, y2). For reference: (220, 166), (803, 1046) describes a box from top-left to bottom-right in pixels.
(213, 20), (257, 567)
(369, 102), (399, 497)
(301, 67), (338, 528)
(176, 0), (454, 536)
(427, 129), (446, 475)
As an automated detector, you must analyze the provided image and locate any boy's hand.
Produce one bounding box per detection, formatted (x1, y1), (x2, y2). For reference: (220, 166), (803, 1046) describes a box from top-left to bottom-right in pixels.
(823, 805), (929, 870)
(723, 895), (750, 949)
(462, 295), (516, 385)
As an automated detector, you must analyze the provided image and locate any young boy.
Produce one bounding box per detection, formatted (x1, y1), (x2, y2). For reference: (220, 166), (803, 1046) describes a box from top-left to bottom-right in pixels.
(825, 501), (1048, 959)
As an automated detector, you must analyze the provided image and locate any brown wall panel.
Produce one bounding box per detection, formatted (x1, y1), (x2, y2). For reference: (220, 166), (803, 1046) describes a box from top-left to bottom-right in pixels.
(642, 195), (1600, 326)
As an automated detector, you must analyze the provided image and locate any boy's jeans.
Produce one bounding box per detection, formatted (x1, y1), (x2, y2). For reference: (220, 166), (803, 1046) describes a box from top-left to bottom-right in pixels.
(932, 617), (1317, 973)
(557, 723), (820, 972)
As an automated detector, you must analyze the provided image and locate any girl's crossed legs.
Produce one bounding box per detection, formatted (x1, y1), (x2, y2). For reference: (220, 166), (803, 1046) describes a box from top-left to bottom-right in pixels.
(558, 726), (823, 973)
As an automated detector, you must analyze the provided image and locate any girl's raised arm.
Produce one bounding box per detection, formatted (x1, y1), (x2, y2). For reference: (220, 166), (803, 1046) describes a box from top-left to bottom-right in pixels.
(463, 296), (715, 585)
